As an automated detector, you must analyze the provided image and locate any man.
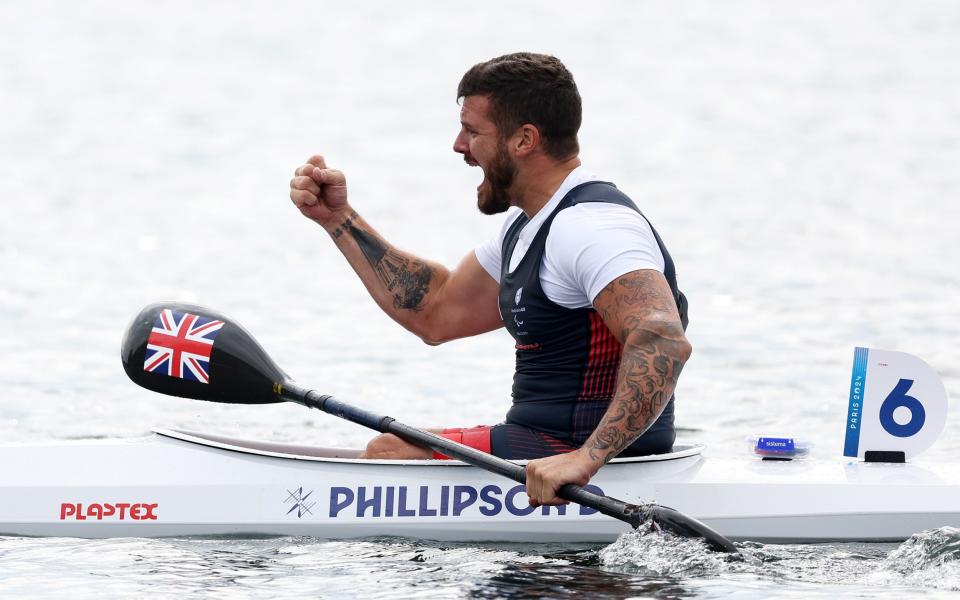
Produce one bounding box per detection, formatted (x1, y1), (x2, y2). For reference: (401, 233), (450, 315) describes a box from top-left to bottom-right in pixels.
(288, 53), (691, 507)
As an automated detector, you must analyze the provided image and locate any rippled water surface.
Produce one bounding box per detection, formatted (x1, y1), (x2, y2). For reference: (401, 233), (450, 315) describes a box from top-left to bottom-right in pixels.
(5, 531), (960, 598)
(2, 0), (959, 597)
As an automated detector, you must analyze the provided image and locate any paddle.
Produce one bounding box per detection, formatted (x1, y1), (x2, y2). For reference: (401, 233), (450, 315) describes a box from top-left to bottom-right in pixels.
(121, 302), (738, 553)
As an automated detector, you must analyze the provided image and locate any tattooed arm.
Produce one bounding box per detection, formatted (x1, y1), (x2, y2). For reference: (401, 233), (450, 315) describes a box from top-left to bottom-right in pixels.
(524, 270), (692, 506)
(290, 155), (502, 343)
(581, 271), (691, 462)
(326, 210), (503, 343)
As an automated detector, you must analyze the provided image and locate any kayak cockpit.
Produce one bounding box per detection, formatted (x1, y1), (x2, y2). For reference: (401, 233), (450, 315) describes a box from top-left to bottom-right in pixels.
(154, 428), (365, 459)
(153, 428), (704, 465)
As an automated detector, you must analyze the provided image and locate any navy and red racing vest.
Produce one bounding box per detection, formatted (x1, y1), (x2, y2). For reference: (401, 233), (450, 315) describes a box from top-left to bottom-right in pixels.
(497, 181), (689, 453)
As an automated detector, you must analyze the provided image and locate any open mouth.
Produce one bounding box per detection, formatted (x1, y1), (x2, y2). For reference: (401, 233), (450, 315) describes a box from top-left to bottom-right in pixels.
(464, 156), (485, 192)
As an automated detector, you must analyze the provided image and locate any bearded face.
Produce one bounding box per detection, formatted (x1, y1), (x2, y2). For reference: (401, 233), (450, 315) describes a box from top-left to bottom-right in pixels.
(477, 138), (517, 215)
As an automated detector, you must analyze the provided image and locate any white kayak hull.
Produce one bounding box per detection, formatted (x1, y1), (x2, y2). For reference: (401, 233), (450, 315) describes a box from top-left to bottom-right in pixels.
(2, 429), (959, 543)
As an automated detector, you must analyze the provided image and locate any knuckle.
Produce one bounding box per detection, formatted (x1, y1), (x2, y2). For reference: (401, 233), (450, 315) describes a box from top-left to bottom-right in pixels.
(291, 190), (313, 205)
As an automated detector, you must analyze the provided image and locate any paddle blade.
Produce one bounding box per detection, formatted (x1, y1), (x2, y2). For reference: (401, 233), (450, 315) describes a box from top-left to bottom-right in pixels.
(648, 505), (739, 553)
(121, 302), (287, 404)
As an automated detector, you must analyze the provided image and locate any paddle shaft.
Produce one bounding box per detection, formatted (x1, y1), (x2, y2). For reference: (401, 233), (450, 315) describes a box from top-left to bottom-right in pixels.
(280, 382), (737, 553)
(281, 382), (646, 527)
(123, 302), (736, 552)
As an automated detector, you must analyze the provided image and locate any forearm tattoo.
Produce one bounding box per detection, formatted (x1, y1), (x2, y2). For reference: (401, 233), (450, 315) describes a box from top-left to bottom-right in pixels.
(341, 219), (433, 311)
(586, 273), (689, 464)
(331, 212), (359, 240)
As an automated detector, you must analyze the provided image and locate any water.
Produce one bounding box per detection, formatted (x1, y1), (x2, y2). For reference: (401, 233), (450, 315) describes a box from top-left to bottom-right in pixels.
(3, 532), (960, 598)
(1, 0), (959, 596)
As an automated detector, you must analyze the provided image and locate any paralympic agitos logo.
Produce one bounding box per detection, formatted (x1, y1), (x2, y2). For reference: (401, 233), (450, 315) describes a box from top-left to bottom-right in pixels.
(60, 502), (158, 521)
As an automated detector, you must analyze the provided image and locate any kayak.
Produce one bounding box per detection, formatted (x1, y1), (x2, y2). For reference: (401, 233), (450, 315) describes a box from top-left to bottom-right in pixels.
(14, 301), (941, 547)
(2, 428), (959, 543)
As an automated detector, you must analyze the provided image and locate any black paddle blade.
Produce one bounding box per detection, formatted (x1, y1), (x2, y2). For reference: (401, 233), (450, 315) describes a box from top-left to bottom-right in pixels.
(647, 504), (739, 554)
(121, 302), (287, 404)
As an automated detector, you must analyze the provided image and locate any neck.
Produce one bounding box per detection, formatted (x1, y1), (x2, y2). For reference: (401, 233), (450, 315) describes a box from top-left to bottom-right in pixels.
(511, 155), (582, 218)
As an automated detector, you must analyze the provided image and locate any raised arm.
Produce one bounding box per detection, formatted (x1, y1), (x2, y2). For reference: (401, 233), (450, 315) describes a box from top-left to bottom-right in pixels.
(524, 269), (692, 505)
(290, 155), (502, 344)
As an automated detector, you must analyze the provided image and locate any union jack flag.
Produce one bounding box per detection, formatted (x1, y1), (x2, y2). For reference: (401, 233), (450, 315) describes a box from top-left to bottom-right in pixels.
(143, 309), (224, 383)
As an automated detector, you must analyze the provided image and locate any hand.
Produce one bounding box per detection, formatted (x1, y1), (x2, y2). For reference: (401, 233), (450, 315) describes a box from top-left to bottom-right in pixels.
(289, 154), (350, 227)
(524, 449), (602, 507)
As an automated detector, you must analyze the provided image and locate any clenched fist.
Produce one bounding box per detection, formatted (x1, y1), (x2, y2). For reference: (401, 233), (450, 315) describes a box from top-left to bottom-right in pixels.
(289, 155), (350, 227)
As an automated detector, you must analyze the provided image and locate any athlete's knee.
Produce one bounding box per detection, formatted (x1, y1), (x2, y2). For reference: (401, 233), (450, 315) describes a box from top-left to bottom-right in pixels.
(361, 434), (401, 458)
(361, 433), (431, 459)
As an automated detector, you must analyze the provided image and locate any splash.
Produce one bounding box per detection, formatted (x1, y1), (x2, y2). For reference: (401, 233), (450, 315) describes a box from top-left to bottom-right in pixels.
(865, 527), (960, 590)
(598, 521), (731, 577)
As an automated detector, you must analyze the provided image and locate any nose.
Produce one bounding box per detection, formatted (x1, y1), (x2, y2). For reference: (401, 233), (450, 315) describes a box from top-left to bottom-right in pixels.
(452, 129), (468, 155)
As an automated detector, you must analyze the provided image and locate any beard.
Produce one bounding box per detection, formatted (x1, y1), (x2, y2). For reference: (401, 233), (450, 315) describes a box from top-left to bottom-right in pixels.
(477, 142), (517, 215)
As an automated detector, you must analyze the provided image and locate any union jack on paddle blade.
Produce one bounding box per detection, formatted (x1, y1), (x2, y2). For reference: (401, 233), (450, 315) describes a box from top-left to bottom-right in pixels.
(143, 309), (224, 384)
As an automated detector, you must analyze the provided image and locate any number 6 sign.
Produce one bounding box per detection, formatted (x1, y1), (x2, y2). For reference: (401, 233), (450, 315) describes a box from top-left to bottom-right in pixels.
(844, 347), (948, 459)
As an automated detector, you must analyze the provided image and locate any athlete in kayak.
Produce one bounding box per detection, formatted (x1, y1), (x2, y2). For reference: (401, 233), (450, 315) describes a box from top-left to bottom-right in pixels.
(288, 53), (691, 507)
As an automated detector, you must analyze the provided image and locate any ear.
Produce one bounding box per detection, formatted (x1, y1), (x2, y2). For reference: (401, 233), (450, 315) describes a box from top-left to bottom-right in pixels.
(511, 124), (541, 158)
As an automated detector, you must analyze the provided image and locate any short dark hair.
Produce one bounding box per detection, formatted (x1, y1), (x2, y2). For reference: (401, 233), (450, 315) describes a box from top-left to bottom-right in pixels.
(457, 52), (581, 160)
